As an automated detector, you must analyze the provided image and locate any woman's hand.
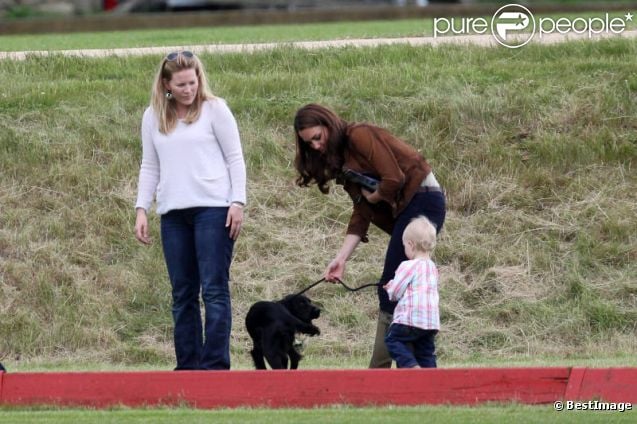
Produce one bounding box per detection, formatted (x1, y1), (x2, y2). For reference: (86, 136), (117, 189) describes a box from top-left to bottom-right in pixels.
(361, 188), (382, 204)
(323, 234), (361, 283)
(135, 208), (151, 245)
(226, 203), (244, 240)
(324, 258), (346, 283)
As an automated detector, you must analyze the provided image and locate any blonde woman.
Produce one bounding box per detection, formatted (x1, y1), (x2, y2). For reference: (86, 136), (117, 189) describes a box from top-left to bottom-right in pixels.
(135, 51), (246, 370)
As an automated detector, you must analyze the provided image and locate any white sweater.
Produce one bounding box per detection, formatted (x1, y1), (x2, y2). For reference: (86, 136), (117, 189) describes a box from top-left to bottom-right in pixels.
(135, 98), (247, 215)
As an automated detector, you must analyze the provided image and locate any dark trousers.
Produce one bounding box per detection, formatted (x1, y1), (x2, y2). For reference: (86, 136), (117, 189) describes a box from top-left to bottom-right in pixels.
(370, 190), (446, 368)
(378, 190), (446, 313)
(385, 324), (437, 368)
(160, 207), (234, 370)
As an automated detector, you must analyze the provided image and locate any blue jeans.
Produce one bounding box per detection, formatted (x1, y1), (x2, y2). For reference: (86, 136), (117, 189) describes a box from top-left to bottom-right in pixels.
(160, 207), (234, 370)
(385, 323), (437, 368)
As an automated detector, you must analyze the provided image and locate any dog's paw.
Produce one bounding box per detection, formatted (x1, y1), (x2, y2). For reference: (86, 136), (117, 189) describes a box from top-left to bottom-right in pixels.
(309, 325), (320, 336)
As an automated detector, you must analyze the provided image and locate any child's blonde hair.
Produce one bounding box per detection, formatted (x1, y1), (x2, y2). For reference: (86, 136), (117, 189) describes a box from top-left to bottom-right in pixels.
(402, 216), (437, 254)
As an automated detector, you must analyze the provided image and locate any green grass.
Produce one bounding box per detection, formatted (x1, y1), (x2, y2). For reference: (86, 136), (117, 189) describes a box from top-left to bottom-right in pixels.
(0, 11), (634, 52)
(0, 28), (636, 371)
(0, 19), (434, 52)
(0, 405), (635, 424)
(6, 353), (637, 373)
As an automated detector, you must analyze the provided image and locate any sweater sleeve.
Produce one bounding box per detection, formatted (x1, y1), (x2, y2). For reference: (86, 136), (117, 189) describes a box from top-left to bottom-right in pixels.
(135, 108), (160, 212)
(210, 99), (247, 205)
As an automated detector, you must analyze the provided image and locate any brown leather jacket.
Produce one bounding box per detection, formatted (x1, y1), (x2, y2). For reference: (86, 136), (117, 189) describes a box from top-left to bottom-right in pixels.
(340, 123), (432, 242)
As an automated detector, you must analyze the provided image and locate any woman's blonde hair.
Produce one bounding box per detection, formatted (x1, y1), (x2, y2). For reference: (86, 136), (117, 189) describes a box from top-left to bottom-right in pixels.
(150, 51), (215, 134)
(403, 216), (437, 254)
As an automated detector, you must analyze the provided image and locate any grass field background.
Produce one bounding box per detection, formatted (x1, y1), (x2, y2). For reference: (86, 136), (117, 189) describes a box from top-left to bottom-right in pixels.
(0, 17), (636, 374)
(0, 11), (634, 52)
(1, 404), (636, 424)
(1, 19), (433, 51)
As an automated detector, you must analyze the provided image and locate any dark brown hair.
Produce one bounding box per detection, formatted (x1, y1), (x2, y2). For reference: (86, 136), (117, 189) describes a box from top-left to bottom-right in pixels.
(293, 104), (348, 194)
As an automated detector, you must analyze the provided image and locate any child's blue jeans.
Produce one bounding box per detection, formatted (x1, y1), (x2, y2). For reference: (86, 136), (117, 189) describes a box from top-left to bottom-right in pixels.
(385, 323), (437, 368)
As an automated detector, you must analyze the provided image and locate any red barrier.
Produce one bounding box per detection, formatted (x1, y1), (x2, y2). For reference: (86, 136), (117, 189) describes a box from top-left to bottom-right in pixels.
(564, 367), (586, 400)
(0, 367), (634, 409)
(575, 368), (637, 403)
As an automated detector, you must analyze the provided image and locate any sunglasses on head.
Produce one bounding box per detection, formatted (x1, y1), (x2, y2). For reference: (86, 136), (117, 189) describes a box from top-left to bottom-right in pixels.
(165, 50), (194, 61)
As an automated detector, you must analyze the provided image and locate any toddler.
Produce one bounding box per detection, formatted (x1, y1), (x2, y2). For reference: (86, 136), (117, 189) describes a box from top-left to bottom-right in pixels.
(384, 216), (440, 368)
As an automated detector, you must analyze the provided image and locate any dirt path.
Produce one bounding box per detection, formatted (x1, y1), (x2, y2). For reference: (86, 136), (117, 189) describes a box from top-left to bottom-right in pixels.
(2, 30), (636, 60)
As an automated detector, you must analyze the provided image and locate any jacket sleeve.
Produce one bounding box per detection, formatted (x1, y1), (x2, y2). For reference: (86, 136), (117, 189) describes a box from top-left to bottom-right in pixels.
(345, 183), (372, 242)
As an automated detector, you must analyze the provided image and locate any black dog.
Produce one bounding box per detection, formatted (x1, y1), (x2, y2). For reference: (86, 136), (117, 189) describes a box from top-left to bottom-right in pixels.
(245, 294), (320, 370)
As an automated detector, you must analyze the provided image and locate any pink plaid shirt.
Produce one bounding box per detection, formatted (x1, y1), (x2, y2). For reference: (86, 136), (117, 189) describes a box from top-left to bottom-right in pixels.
(384, 258), (440, 331)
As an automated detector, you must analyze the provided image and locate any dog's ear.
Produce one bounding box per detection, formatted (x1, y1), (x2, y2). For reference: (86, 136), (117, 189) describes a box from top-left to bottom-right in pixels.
(281, 294), (308, 314)
(280, 294), (296, 309)
(281, 294), (295, 303)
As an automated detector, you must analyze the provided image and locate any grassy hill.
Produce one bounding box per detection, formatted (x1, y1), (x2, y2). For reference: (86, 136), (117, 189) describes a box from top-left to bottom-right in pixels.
(0, 39), (635, 369)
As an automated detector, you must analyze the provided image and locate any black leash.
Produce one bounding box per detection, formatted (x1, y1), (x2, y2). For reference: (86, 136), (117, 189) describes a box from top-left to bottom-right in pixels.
(293, 277), (381, 297)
